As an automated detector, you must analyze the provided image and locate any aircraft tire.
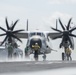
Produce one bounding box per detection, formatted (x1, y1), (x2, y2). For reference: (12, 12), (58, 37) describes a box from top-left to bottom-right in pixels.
(43, 54), (46, 61)
(62, 52), (65, 61)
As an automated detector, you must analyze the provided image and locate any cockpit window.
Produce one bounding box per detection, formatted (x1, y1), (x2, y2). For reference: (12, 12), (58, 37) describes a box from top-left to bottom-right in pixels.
(30, 33), (35, 36)
(42, 33), (45, 37)
(30, 32), (45, 37)
(37, 33), (41, 36)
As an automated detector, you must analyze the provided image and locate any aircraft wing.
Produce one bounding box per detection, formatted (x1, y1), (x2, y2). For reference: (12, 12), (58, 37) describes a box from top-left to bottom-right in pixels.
(47, 32), (62, 39)
(16, 33), (28, 38)
(15, 32), (62, 39)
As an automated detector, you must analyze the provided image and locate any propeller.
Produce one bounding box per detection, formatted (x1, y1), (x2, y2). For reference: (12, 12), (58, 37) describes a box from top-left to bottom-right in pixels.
(0, 17), (24, 45)
(51, 18), (76, 49)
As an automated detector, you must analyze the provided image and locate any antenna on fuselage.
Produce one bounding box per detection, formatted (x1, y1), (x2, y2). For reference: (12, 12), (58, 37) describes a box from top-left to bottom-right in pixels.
(56, 19), (58, 29)
(26, 19), (28, 31)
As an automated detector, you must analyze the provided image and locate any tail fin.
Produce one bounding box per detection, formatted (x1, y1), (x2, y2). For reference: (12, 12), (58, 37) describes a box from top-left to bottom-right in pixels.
(26, 19), (28, 31)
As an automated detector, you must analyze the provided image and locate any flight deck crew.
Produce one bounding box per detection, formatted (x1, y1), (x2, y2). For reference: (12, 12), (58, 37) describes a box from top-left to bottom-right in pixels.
(25, 46), (29, 57)
(65, 47), (72, 60)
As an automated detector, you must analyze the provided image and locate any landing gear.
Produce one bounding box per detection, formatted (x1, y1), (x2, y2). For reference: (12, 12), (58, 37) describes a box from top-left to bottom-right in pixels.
(62, 52), (65, 61)
(34, 50), (38, 61)
(43, 54), (46, 61)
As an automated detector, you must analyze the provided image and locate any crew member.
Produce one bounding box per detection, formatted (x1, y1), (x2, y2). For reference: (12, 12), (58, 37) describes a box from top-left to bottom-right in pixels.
(25, 46), (29, 57)
(65, 47), (72, 60)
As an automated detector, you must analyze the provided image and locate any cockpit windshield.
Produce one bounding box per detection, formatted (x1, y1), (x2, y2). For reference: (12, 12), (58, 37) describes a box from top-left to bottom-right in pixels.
(30, 33), (35, 36)
(37, 32), (45, 37)
(37, 33), (41, 36)
(30, 32), (45, 37)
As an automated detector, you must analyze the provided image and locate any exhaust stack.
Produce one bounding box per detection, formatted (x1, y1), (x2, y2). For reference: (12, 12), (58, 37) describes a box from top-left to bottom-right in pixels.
(26, 19), (28, 31)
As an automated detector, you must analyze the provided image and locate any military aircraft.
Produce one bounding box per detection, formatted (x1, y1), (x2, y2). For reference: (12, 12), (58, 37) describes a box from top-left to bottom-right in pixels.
(15, 20), (60, 61)
(50, 18), (76, 60)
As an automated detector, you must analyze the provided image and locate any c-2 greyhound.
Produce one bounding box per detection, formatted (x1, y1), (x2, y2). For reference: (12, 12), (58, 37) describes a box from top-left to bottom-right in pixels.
(16, 20), (59, 61)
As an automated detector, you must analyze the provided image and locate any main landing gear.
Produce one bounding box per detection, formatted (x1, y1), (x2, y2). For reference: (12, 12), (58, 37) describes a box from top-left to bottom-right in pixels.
(42, 54), (46, 61)
(62, 52), (65, 61)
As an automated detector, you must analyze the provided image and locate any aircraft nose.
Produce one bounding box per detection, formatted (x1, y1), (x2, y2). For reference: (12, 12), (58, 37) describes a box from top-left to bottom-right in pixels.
(30, 38), (42, 50)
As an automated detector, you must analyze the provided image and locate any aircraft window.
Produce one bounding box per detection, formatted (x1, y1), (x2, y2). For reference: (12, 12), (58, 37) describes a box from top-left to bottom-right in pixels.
(42, 33), (45, 37)
(37, 33), (41, 36)
(30, 33), (35, 36)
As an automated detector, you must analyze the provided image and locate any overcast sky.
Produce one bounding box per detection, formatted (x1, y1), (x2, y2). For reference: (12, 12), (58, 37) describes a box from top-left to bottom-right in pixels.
(0, 0), (76, 60)
(0, 0), (76, 30)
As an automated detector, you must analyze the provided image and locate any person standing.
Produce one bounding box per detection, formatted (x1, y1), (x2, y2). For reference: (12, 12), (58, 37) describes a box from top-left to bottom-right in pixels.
(65, 47), (72, 61)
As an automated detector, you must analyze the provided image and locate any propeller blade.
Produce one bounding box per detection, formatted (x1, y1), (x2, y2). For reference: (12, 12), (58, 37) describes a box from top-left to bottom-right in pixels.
(11, 34), (22, 43)
(69, 27), (76, 32)
(0, 27), (6, 32)
(67, 18), (72, 30)
(51, 27), (62, 33)
(69, 33), (76, 37)
(1, 36), (8, 45)
(12, 29), (24, 34)
(11, 20), (19, 30)
(0, 33), (6, 36)
(59, 18), (65, 30)
(5, 17), (10, 30)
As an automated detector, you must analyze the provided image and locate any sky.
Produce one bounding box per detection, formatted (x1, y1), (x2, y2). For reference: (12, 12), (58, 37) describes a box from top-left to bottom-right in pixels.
(0, 0), (76, 60)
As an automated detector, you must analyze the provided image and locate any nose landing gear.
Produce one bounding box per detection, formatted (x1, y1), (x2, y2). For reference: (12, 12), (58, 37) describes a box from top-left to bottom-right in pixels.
(42, 54), (46, 61)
